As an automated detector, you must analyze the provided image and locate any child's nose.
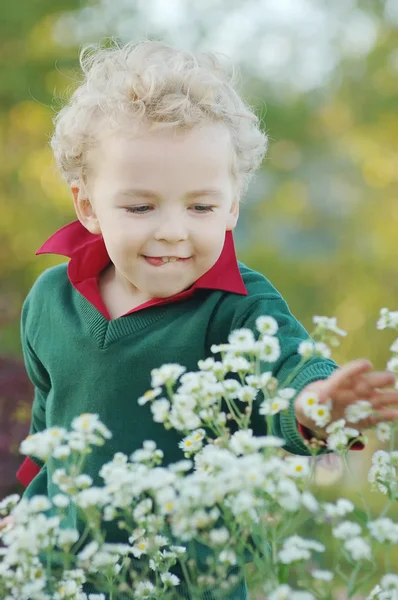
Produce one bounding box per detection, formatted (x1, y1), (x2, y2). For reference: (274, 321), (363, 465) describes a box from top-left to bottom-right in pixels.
(153, 215), (188, 242)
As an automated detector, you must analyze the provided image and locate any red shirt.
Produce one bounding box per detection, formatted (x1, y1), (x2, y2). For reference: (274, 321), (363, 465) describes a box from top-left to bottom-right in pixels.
(17, 220), (362, 487)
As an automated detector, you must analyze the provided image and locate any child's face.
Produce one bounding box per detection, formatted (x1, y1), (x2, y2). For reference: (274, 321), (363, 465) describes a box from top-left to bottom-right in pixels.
(73, 122), (239, 300)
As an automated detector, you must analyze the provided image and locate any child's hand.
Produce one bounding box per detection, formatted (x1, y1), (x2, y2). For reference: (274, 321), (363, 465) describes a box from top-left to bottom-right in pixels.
(0, 516), (15, 530)
(294, 359), (398, 439)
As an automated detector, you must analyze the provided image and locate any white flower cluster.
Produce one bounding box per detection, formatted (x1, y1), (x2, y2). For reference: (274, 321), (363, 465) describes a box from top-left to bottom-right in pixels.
(311, 315), (347, 347)
(386, 331), (398, 390)
(212, 317), (281, 364)
(19, 414), (112, 463)
(368, 450), (398, 496)
(266, 569), (334, 600)
(299, 390), (332, 428)
(300, 387), (365, 451)
(332, 520), (372, 560)
(298, 340), (331, 359)
(3, 310), (398, 599)
(268, 584), (315, 600)
(368, 574), (398, 600)
(377, 308), (398, 331)
(278, 535), (325, 564)
(137, 318), (284, 436)
(368, 517), (398, 544)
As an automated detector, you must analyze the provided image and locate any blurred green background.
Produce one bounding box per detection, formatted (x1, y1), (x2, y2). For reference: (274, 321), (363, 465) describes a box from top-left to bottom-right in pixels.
(1, 0), (397, 596)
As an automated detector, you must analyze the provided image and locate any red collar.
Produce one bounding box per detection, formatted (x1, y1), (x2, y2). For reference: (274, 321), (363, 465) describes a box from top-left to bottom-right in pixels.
(36, 220), (248, 320)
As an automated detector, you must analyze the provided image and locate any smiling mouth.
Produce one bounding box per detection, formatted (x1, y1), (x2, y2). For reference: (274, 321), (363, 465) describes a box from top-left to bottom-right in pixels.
(143, 256), (191, 267)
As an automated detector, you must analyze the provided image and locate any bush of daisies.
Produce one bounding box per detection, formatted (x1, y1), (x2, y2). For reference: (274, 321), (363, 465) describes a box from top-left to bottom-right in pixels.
(1, 308), (398, 600)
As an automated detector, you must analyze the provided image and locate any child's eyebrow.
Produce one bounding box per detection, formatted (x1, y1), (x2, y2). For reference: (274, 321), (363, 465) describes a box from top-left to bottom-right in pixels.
(114, 188), (223, 200)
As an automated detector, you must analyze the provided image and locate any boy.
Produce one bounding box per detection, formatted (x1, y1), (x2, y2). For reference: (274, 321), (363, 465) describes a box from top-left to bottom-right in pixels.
(5, 39), (398, 598)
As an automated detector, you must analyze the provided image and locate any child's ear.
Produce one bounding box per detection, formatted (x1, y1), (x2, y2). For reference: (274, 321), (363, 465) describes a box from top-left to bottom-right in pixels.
(71, 187), (101, 235)
(226, 199), (239, 231)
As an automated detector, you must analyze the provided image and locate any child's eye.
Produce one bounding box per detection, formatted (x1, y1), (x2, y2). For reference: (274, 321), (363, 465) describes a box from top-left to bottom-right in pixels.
(192, 205), (214, 213)
(125, 206), (152, 214)
(125, 205), (214, 214)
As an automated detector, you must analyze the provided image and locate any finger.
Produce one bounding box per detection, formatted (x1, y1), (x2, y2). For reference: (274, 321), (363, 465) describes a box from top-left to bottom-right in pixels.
(326, 359), (373, 395)
(358, 409), (398, 429)
(372, 390), (398, 408)
(363, 371), (396, 389)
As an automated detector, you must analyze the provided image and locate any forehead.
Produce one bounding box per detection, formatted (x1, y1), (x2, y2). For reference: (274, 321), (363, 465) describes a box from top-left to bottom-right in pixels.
(90, 122), (234, 182)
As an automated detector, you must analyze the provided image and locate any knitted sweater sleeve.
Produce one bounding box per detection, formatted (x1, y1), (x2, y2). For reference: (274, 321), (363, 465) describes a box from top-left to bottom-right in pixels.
(234, 296), (342, 457)
(16, 293), (51, 492)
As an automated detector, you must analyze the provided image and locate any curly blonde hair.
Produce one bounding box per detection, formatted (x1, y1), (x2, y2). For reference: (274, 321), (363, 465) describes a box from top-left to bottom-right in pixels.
(50, 38), (268, 199)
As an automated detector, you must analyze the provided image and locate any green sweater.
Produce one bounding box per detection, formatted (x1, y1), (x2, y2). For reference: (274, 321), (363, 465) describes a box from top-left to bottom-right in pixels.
(21, 261), (337, 598)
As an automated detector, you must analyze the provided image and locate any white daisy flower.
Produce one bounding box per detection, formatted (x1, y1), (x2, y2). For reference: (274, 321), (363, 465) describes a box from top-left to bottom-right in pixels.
(332, 521), (362, 540)
(323, 498), (354, 518)
(387, 356), (398, 375)
(368, 518), (398, 544)
(29, 496), (52, 513)
(160, 572), (180, 586)
(313, 342), (332, 359)
(345, 400), (373, 423)
(236, 385), (258, 403)
(137, 387), (162, 406)
(151, 364), (186, 388)
(210, 343), (230, 354)
(312, 316), (347, 337)
(131, 538), (149, 558)
(179, 429), (206, 454)
(223, 355), (253, 373)
(134, 580), (156, 597)
(256, 316), (279, 336)
(368, 464), (391, 495)
(52, 445), (71, 460)
(57, 528), (79, 546)
(311, 569), (334, 581)
(381, 574), (398, 589)
(268, 397), (290, 415)
(325, 419), (346, 434)
(376, 422), (392, 442)
(278, 545), (310, 564)
(377, 308), (398, 330)
(301, 491), (319, 513)
(77, 541), (99, 561)
(309, 404), (332, 428)
(52, 494), (70, 509)
(198, 357), (215, 370)
(298, 340), (315, 359)
(209, 527), (230, 545)
(299, 391), (320, 417)
(284, 457), (310, 478)
(343, 536), (372, 561)
(71, 414), (99, 434)
(74, 474), (92, 490)
(269, 585), (315, 600)
(390, 338), (398, 353)
(228, 328), (256, 352)
(218, 550), (237, 565)
(372, 450), (391, 466)
(256, 336), (281, 362)
(150, 399), (170, 423)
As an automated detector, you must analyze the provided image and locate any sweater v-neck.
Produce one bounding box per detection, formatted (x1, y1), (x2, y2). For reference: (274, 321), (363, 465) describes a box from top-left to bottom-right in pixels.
(75, 286), (170, 347)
